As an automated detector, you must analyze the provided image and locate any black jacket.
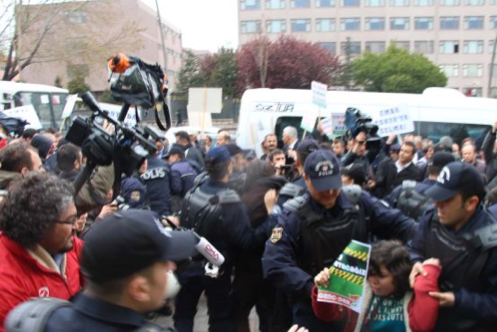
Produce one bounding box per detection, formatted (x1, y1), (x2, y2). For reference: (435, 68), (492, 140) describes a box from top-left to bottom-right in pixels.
(375, 159), (422, 198)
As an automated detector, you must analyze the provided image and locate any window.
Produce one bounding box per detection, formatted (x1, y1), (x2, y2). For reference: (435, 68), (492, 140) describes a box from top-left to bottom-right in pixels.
(439, 40), (460, 54)
(341, 41), (361, 55)
(291, 0), (311, 7)
(463, 88), (482, 97)
(464, 0), (484, 4)
(414, 0), (433, 5)
(490, 16), (497, 29)
(390, 0), (409, 5)
(241, 20), (261, 33)
(392, 41), (410, 50)
(365, 41), (386, 53)
(266, 20), (287, 32)
(462, 64), (483, 77)
(491, 87), (497, 98)
(493, 0), (497, 4)
(464, 16), (484, 29)
(241, 0), (261, 9)
(490, 41), (497, 53)
(340, 0), (360, 6)
(441, 0), (459, 4)
(440, 17), (459, 29)
(415, 17), (433, 30)
(414, 41), (434, 54)
(366, 0), (385, 6)
(390, 17), (410, 30)
(463, 40), (483, 53)
(439, 64), (459, 77)
(318, 42), (337, 53)
(316, 0), (335, 6)
(492, 64), (497, 77)
(291, 19), (311, 32)
(316, 18), (335, 31)
(340, 18), (360, 30)
(67, 10), (87, 24)
(365, 17), (385, 30)
(266, 0), (287, 8)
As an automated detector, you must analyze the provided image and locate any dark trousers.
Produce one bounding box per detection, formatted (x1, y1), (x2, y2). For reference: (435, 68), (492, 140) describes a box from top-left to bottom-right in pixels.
(174, 268), (234, 332)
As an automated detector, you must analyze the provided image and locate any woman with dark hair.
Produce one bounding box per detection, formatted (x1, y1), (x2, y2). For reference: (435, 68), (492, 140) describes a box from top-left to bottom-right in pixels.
(234, 160), (288, 332)
(312, 240), (441, 332)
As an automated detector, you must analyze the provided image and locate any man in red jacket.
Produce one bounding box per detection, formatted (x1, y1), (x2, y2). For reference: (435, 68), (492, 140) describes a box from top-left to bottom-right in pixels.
(0, 172), (83, 331)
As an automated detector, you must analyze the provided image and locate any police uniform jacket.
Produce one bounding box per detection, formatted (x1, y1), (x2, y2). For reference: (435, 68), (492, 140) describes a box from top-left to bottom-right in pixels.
(408, 206), (497, 332)
(262, 190), (416, 301)
(141, 156), (172, 216)
(385, 178), (436, 207)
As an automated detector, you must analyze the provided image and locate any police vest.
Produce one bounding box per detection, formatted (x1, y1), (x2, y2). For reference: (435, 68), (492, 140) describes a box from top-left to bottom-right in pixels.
(283, 185), (367, 276)
(181, 183), (240, 241)
(424, 209), (497, 331)
(396, 180), (432, 221)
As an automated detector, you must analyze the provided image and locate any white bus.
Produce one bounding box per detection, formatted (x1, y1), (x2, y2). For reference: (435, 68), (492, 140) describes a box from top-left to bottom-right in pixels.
(0, 81), (69, 129)
(237, 87), (497, 156)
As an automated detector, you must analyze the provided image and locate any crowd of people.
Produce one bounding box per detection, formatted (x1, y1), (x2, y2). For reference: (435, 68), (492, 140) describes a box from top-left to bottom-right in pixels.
(0, 119), (497, 332)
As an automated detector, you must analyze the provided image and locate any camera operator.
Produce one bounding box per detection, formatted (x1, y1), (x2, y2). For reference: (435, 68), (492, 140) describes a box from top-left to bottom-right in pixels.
(341, 130), (370, 173)
(268, 149), (287, 177)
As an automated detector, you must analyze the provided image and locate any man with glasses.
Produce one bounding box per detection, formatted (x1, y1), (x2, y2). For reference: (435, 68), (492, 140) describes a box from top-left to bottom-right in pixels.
(0, 172), (83, 331)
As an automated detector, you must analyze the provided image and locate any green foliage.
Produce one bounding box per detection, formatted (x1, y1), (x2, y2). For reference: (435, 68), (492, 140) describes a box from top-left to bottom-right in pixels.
(54, 76), (63, 88)
(207, 48), (238, 98)
(337, 37), (355, 89)
(176, 50), (205, 93)
(67, 73), (90, 95)
(352, 45), (447, 93)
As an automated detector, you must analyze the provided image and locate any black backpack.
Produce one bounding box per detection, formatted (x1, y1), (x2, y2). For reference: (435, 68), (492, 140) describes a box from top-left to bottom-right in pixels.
(396, 180), (433, 221)
(5, 297), (172, 332)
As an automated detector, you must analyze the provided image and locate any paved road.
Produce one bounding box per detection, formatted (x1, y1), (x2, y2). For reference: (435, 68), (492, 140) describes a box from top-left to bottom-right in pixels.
(156, 294), (260, 332)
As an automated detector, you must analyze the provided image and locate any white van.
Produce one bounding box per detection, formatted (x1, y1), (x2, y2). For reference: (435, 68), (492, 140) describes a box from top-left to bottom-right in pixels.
(237, 87), (497, 156)
(0, 81), (69, 129)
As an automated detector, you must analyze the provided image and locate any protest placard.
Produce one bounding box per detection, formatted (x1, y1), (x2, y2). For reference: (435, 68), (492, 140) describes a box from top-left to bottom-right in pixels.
(312, 81), (327, 109)
(374, 105), (414, 137)
(2, 105), (42, 130)
(317, 240), (371, 314)
(61, 94), (78, 119)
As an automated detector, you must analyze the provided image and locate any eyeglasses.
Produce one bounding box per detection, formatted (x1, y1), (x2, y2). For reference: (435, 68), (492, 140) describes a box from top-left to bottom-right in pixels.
(55, 215), (79, 226)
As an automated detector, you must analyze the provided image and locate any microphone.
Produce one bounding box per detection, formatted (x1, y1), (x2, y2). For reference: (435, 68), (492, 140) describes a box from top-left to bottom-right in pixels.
(194, 235), (225, 267)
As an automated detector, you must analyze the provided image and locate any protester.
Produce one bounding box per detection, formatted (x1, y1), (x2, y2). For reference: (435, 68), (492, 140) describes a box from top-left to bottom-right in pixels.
(282, 126), (299, 164)
(56, 143), (82, 182)
(0, 142), (44, 190)
(0, 173), (83, 331)
(461, 143), (486, 175)
(312, 241), (440, 332)
(217, 130), (231, 146)
(261, 134), (278, 161)
(175, 131), (205, 169)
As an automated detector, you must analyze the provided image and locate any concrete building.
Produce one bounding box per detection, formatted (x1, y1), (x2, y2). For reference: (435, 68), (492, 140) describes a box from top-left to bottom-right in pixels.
(18, 0), (183, 94)
(238, 0), (497, 97)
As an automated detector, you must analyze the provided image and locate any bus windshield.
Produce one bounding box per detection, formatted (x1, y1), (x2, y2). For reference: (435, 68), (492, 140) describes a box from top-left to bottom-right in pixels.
(11, 91), (68, 129)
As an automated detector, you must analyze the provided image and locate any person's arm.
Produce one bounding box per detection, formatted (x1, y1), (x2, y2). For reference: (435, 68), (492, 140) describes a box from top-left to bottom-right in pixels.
(406, 211), (433, 263)
(169, 168), (182, 196)
(311, 268), (349, 322)
(262, 212), (315, 299)
(361, 191), (417, 243)
(482, 124), (497, 167)
(408, 261), (441, 332)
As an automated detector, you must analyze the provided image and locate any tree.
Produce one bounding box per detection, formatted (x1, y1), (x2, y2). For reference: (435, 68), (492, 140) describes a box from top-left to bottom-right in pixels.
(176, 50), (205, 93)
(67, 67), (90, 95)
(1, 0), (143, 81)
(337, 37), (355, 89)
(352, 44), (447, 93)
(237, 36), (341, 90)
(54, 75), (62, 88)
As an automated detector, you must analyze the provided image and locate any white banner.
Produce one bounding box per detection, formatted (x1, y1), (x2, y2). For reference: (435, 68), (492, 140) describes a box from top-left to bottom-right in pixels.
(374, 105), (414, 137)
(312, 81), (328, 109)
(188, 88), (223, 114)
(2, 105), (42, 130)
(61, 94), (78, 119)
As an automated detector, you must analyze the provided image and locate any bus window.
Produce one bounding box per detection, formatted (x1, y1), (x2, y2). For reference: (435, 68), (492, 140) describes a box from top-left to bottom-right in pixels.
(415, 121), (490, 144)
(14, 92), (55, 128)
(51, 93), (68, 121)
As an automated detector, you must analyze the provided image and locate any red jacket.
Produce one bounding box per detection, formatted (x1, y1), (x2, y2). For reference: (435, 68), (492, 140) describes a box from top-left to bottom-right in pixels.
(0, 234), (84, 331)
(312, 264), (441, 332)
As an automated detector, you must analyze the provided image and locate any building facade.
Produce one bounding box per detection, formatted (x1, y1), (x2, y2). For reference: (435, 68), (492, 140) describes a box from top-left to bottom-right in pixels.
(238, 0), (497, 97)
(18, 0), (183, 93)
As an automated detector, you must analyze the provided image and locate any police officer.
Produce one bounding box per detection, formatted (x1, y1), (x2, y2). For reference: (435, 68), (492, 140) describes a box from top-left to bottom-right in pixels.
(408, 162), (497, 332)
(262, 150), (416, 332)
(28, 210), (197, 332)
(141, 149), (172, 216)
(385, 152), (456, 220)
(174, 146), (276, 332)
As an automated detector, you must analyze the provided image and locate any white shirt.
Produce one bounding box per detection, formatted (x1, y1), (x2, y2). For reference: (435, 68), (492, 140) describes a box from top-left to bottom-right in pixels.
(395, 160), (412, 173)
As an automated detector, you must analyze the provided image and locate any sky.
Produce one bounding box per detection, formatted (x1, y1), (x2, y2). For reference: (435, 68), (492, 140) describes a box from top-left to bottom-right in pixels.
(141, 0), (239, 52)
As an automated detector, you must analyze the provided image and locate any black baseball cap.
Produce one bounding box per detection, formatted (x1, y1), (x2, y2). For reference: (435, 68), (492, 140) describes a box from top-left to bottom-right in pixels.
(165, 145), (185, 158)
(297, 139), (320, 154)
(81, 209), (197, 282)
(425, 161), (484, 201)
(304, 150), (342, 191)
